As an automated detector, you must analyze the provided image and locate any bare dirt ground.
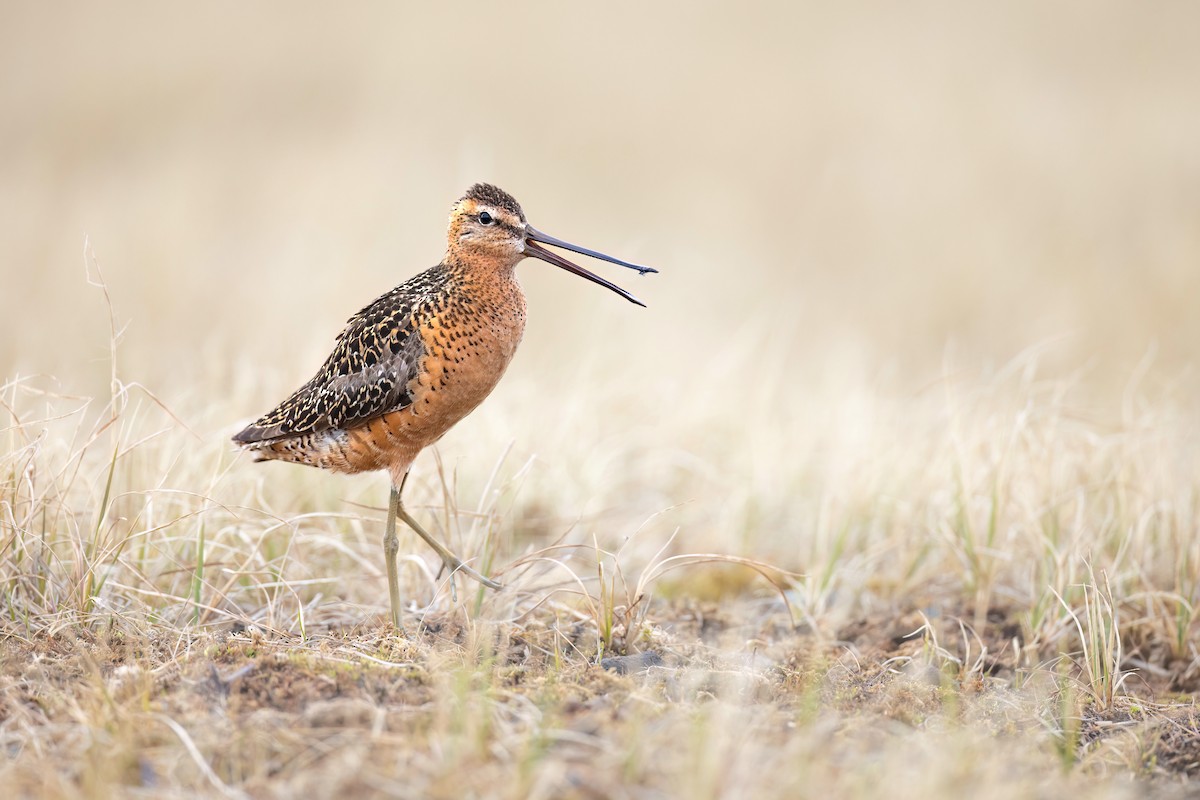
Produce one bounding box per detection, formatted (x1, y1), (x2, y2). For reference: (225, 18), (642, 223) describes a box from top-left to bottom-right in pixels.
(4, 594), (1198, 799)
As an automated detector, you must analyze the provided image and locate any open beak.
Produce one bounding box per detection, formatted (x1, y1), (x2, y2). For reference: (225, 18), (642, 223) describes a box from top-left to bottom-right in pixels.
(523, 225), (657, 307)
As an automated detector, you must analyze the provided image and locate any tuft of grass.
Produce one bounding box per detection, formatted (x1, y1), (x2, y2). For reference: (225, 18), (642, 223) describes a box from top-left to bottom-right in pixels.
(1053, 567), (1130, 713)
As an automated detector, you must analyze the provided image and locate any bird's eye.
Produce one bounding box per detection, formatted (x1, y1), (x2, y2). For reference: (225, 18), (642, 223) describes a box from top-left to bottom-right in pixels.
(478, 211), (494, 225)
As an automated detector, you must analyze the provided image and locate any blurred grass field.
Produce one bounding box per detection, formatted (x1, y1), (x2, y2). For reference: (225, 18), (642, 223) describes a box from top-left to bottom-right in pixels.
(3, 2), (1200, 798)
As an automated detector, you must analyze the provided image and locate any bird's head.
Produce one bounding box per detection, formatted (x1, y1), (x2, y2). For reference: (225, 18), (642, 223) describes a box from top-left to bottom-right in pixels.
(447, 183), (657, 306)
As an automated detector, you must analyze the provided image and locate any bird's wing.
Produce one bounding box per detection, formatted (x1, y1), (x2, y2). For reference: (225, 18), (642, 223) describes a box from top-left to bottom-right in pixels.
(233, 269), (448, 445)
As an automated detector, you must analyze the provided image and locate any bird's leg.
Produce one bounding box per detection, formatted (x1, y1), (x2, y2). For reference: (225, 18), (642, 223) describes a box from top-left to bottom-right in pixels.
(393, 473), (503, 593)
(383, 485), (407, 633)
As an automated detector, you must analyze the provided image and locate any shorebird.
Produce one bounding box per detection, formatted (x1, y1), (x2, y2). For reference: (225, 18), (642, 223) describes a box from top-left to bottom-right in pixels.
(233, 183), (655, 630)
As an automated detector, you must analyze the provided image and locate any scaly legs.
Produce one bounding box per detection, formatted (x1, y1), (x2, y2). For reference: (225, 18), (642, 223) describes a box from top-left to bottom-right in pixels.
(382, 483), (405, 632)
(382, 473), (503, 630)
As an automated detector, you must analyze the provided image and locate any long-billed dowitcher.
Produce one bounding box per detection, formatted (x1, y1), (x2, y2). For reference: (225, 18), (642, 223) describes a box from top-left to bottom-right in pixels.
(233, 183), (655, 630)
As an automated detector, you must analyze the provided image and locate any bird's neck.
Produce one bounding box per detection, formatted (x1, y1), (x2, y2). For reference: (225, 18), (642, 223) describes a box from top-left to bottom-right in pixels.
(443, 249), (522, 284)
(440, 250), (527, 323)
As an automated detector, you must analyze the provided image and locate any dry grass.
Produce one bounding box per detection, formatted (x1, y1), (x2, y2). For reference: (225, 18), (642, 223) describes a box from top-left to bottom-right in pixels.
(4, 3), (1200, 798)
(3, 306), (1199, 798)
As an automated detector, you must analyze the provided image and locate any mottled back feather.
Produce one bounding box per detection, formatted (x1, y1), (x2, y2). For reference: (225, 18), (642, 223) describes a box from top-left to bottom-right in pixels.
(233, 265), (454, 444)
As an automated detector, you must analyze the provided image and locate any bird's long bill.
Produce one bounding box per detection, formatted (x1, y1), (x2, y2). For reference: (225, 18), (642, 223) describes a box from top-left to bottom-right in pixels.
(524, 226), (656, 308)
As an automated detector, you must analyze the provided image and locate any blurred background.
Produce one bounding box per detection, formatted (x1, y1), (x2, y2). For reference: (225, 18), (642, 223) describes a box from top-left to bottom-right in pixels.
(2, 2), (1198, 562)
(5, 1), (1198, 380)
